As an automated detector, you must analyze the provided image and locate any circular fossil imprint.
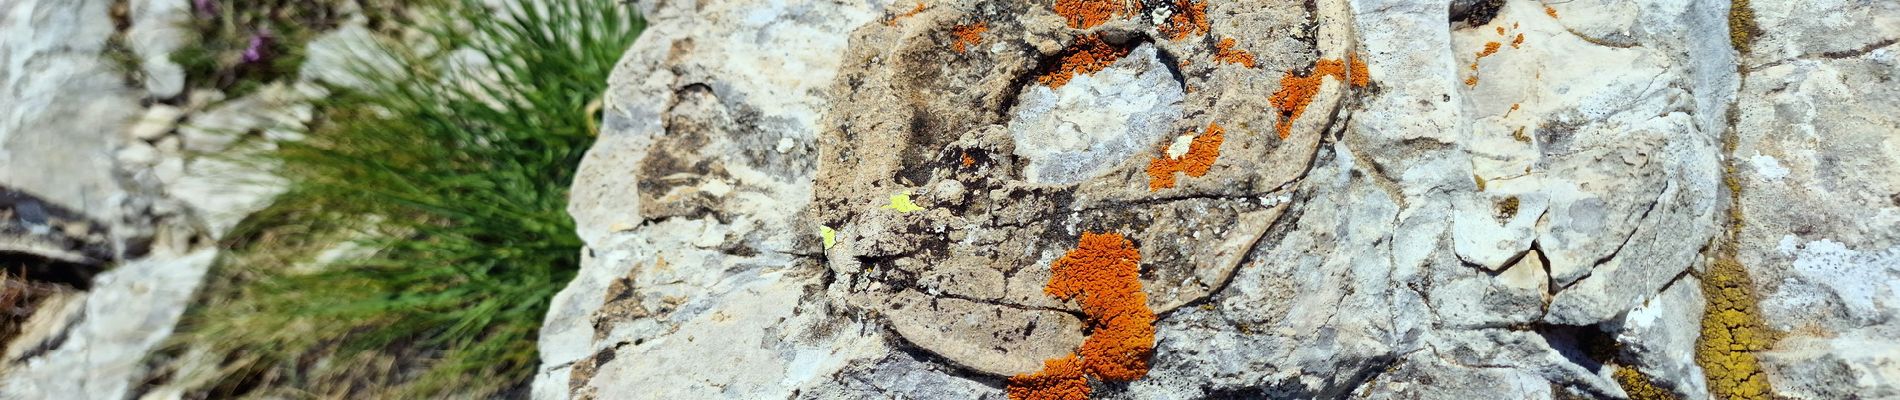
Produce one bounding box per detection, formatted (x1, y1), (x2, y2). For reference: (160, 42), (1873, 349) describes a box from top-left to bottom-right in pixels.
(811, 0), (1359, 377)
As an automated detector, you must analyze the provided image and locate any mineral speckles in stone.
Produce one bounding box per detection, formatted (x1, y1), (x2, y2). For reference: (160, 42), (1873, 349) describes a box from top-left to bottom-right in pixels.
(1008, 232), (1156, 400)
(1053, 0), (1132, 29)
(1146, 123), (1225, 191)
(951, 22), (989, 53)
(1036, 34), (1132, 89)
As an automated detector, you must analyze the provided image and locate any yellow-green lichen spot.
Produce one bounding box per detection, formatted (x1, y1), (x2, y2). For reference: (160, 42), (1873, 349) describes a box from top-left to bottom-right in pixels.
(883, 191), (925, 213)
(821, 225), (837, 249)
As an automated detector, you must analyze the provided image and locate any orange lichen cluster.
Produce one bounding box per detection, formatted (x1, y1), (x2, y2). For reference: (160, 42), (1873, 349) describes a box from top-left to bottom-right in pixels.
(1477, 41), (1502, 57)
(1348, 55), (1370, 87)
(1512, 33), (1526, 48)
(951, 22), (990, 53)
(1213, 38), (1256, 68)
(1008, 355), (1091, 400)
(1158, 0), (1209, 41)
(1146, 123), (1225, 191)
(1267, 57), (1368, 139)
(1496, 26), (1507, 36)
(1545, 6), (1559, 18)
(961, 152), (976, 167)
(1037, 34), (1131, 89)
(1007, 232), (1156, 400)
(1054, 0), (1131, 29)
(885, 2), (926, 26)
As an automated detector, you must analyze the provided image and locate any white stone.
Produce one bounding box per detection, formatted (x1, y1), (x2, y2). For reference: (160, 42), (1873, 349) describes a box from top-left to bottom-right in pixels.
(1007, 44), (1184, 185)
(115, 141), (160, 167)
(128, 105), (184, 140)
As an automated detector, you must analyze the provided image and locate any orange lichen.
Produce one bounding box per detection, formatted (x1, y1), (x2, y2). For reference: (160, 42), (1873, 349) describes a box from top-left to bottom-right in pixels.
(1268, 57), (1365, 139)
(1465, 75), (1479, 86)
(1008, 355), (1091, 400)
(1037, 34), (1131, 89)
(1496, 26), (1507, 36)
(1158, 0), (1209, 41)
(1213, 38), (1256, 68)
(951, 22), (990, 53)
(1054, 0), (1132, 29)
(1145, 123), (1225, 190)
(885, 2), (927, 26)
(961, 152), (976, 167)
(1477, 42), (1502, 58)
(1008, 232), (1156, 400)
(1545, 6), (1559, 18)
(1512, 33), (1525, 48)
(1348, 56), (1370, 87)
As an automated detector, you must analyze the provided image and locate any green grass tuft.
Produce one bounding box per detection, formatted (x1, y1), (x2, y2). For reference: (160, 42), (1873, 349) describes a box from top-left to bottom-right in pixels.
(169, 0), (642, 396)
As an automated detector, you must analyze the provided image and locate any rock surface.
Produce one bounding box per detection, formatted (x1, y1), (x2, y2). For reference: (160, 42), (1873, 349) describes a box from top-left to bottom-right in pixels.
(0, 0), (336, 397)
(534, 0), (1891, 399)
(1735, 0), (1900, 397)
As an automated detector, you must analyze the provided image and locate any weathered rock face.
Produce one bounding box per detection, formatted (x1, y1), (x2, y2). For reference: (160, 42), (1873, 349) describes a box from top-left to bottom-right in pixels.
(540, 0), (1900, 398)
(0, 0), (340, 397)
(1736, 1), (1900, 398)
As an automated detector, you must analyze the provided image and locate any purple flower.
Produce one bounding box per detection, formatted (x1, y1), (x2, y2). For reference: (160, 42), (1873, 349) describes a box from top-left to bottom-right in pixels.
(241, 31), (273, 64)
(193, 0), (217, 18)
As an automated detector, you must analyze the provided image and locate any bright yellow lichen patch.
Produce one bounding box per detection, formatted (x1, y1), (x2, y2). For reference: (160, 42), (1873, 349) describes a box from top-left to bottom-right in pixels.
(820, 226), (837, 249)
(1145, 123), (1225, 191)
(1008, 233), (1156, 400)
(884, 191), (925, 213)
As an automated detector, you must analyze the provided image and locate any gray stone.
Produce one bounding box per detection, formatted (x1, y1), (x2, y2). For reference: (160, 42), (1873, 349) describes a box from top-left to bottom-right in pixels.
(1734, 0), (1900, 397)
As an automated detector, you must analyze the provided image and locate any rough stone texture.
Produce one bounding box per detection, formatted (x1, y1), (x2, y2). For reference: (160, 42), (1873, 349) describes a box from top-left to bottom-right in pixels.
(0, 249), (216, 398)
(0, 0), (342, 397)
(539, 0), (1814, 399)
(0, 0), (141, 234)
(1735, 0), (1900, 397)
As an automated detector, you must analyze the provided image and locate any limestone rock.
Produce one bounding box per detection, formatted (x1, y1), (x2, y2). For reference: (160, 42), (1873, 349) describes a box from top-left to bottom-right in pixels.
(548, 0), (1744, 398)
(1734, 0), (1900, 397)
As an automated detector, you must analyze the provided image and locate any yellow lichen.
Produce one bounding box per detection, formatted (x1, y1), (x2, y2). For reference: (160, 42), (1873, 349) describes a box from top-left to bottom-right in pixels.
(820, 226), (837, 249)
(1614, 365), (1676, 400)
(1730, 0), (1757, 54)
(884, 191), (925, 213)
(1696, 257), (1776, 399)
